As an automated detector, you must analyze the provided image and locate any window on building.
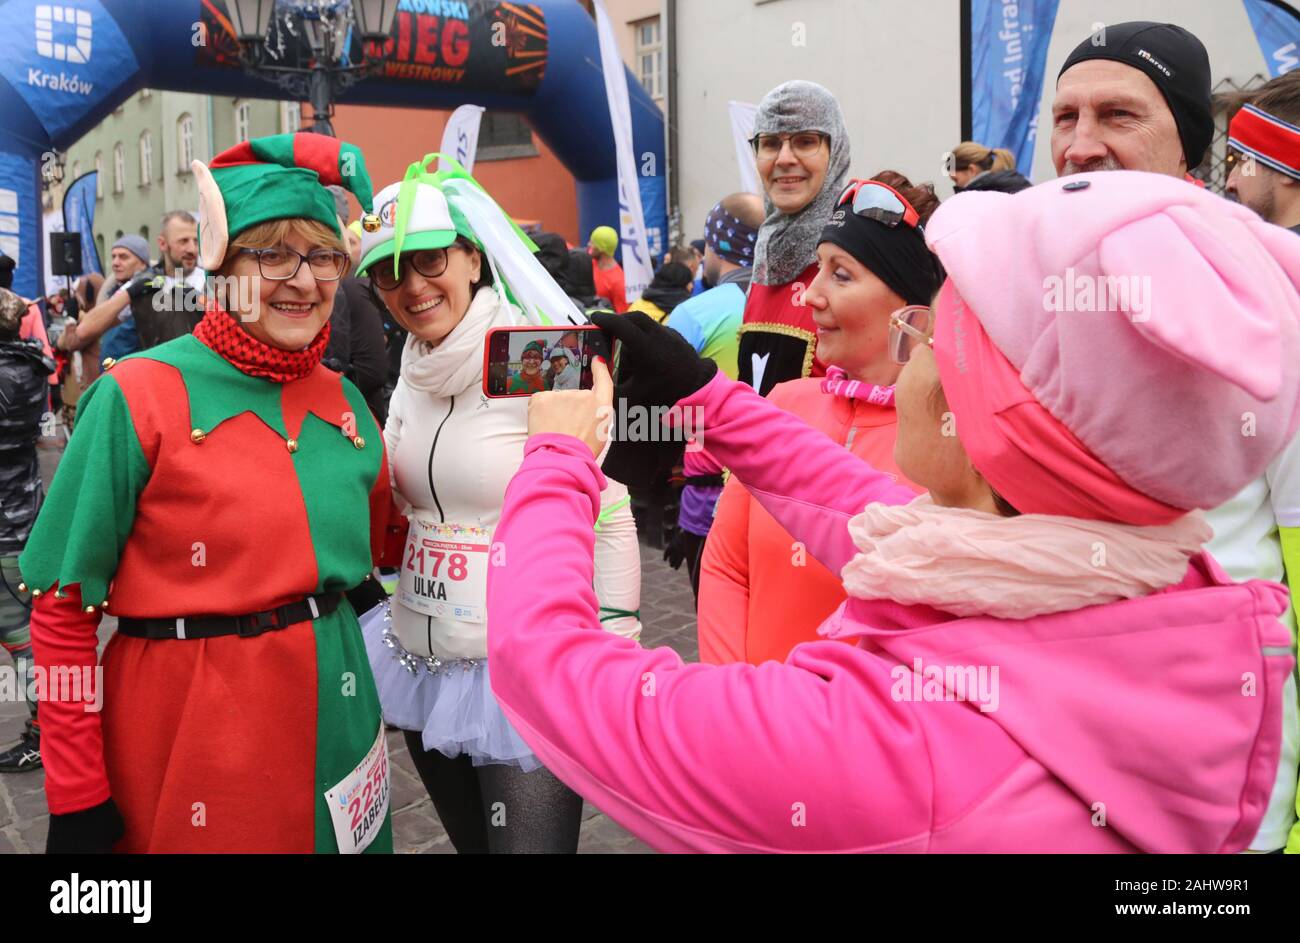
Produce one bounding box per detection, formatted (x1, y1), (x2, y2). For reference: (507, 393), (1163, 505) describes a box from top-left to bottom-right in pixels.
(113, 143), (125, 193)
(178, 114), (194, 170)
(235, 101), (251, 144)
(476, 112), (537, 162)
(94, 152), (103, 198)
(139, 131), (153, 186)
(634, 17), (663, 100)
(281, 101), (301, 134)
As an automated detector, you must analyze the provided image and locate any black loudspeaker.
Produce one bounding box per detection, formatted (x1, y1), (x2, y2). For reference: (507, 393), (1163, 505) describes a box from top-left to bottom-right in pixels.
(50, 231), (83, 277)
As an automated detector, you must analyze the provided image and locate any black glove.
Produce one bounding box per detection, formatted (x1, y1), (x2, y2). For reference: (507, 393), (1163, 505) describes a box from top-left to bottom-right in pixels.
(123, 273), (164, 302)
(590, 311), (717, 410)
(46, 797), (125, 854)
(590, 312), (717, 489)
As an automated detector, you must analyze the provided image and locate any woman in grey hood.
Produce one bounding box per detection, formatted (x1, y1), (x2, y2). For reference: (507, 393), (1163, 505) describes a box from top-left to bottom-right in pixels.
(739, 80), (851, 395)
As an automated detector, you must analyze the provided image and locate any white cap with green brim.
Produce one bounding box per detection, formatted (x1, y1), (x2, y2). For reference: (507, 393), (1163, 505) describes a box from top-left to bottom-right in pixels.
(356, 176), (478, 277)
(360, 153), (586, 327)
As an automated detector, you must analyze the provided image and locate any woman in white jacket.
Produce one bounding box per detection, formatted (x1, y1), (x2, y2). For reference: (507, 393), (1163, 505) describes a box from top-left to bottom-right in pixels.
(356, 157), (642, 853)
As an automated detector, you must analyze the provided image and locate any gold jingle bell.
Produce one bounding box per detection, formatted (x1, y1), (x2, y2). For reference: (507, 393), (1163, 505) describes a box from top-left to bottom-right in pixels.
(17, 582), (26, 593)
(352, 435), (366, 450)
(191, 428), (207, 444)
(84, 605), (97, 615)
(361, 214), (381, 233)
(286, 438), (298, 453)
(101, 357), (117, 371)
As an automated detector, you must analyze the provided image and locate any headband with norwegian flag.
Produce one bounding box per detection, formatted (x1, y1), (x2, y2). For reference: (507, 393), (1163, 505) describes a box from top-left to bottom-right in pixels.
(192, 133), (376, 270)
(1228, 104), (1300, 181)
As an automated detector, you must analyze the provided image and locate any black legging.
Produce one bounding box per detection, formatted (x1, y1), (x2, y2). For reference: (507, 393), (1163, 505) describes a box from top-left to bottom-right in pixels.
(403, 730), (584, 854)
(678, 529), (707, 602)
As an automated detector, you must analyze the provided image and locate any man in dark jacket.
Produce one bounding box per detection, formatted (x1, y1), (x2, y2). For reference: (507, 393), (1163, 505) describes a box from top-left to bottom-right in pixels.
(0, 287), (55, 771)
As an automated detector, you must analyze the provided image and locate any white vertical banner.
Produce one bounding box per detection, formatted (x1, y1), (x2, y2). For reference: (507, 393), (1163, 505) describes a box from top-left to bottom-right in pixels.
(592, 0), (653, 302)
(42, 209), (64, 297)
(729, 101), (762, 195)
(439, 104), (485, 175)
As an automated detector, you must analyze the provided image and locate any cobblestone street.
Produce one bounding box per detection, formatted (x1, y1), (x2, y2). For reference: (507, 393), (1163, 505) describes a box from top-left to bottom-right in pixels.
(0, 440), (698, 853)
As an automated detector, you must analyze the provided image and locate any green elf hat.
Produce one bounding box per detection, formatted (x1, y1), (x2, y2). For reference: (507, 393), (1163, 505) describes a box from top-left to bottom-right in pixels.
(192, 132), (375, 271)
(521, 340), (546, 359)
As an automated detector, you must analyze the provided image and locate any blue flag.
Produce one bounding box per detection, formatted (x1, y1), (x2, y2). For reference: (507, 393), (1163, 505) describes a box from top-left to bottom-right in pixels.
(62, 170), (102, 277)
(969, 0), (1061, 178)
(1242, 0), (1300, 77)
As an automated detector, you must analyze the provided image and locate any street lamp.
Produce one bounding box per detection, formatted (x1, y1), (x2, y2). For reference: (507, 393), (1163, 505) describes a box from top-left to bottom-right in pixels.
(351, 0), (400, 42)
(225, 0), (399, 137)
(226, 0), (276, 43)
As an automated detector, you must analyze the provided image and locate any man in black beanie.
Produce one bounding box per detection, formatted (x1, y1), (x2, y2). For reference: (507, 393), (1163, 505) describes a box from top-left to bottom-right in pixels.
(1051, 21), (1212, 178)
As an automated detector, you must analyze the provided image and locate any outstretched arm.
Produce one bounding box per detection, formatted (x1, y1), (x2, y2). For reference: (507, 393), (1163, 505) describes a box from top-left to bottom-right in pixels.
(593, 311), (915, 574)
(679, 372), (916, 573)
(487, 435), (934, 853)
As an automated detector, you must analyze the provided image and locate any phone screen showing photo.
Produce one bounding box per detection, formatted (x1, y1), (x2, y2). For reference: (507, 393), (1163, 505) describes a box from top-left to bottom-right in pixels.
(483, 326), (612, 398)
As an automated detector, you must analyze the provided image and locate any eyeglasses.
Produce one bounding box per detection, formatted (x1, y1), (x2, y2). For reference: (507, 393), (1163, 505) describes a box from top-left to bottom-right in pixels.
(369, 247), (458, 291)
(749, 131), (829, 161)
(837, 179), (922, 231)
(238, 246), (349, 282)
(889, 304), (933, 365)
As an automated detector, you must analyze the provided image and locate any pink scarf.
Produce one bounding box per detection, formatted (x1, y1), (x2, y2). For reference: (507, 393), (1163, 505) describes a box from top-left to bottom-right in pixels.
(821, 366), (895, 406)
(840, 494), (1212, 619)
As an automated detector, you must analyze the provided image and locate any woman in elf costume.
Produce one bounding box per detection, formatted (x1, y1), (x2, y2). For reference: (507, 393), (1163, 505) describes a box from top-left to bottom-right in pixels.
(20, 133), (401, 854)
(508, 339), (547, 394)
(355, 154), (641, 853)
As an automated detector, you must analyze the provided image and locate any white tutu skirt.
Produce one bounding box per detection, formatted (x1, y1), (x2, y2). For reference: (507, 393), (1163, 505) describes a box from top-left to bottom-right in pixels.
(359, 602), (541, 772)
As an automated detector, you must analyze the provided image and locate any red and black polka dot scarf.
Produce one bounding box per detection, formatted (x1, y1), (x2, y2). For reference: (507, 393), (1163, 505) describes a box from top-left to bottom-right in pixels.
(195, 301), (331, 384)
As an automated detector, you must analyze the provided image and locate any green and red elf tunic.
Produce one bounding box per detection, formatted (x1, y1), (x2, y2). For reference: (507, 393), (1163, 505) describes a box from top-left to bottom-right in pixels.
(20, 312), (403, 852)
(20, 132), (405, 852)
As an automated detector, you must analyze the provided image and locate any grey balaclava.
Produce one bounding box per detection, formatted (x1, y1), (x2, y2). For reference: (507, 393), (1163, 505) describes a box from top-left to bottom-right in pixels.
(750, 80), (851, 286)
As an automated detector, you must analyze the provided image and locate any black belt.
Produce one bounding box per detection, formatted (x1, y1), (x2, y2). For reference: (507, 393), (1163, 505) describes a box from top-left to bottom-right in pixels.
(685, 474), (726, 488)
(116, 592), (343, 641)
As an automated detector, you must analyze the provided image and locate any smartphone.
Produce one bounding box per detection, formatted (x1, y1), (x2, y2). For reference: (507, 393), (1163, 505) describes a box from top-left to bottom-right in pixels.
(482, 325), (613, 398)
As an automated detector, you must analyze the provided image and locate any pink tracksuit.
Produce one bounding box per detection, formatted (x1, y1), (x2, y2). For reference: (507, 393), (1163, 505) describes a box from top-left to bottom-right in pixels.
(486, 373), (1292, 852)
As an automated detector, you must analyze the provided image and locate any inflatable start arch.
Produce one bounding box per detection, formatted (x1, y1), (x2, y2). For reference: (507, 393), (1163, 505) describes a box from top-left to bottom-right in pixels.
(0, 0), (667, 298)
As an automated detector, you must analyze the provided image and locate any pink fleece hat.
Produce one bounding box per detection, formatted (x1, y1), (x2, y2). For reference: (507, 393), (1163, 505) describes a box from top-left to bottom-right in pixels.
(924, 171), (1300, 523)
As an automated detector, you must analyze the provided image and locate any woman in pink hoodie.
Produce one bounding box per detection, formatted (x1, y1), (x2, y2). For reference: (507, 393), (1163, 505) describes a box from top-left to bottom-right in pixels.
(486, 172), (1300, 853)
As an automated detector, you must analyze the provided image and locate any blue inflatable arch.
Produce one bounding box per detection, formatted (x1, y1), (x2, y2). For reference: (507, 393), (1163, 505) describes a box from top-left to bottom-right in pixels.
(0, 0), (666, 298)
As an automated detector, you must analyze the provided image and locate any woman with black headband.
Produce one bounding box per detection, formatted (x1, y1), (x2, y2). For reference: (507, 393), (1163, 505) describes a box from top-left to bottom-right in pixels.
(699, 172), (942, 665)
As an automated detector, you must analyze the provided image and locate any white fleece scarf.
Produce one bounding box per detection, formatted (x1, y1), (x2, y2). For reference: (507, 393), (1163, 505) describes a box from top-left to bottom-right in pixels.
(399, 287), (510, 397)
(840, 494), (1213, 619)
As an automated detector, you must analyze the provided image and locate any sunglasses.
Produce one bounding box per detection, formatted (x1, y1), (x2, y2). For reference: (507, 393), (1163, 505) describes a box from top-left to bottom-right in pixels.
(369, 246), (464, 291)
(836, 179), (922, 231)
(888, 304), (933, 365)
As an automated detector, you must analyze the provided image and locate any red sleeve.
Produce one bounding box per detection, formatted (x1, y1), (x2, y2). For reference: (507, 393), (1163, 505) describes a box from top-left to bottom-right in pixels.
(29, 586), (111, 814)
(697, 478), (751, 664)
(370, 424), (407, 568)
(21, 305), (57, 387)
(611, 269), (628, 314)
